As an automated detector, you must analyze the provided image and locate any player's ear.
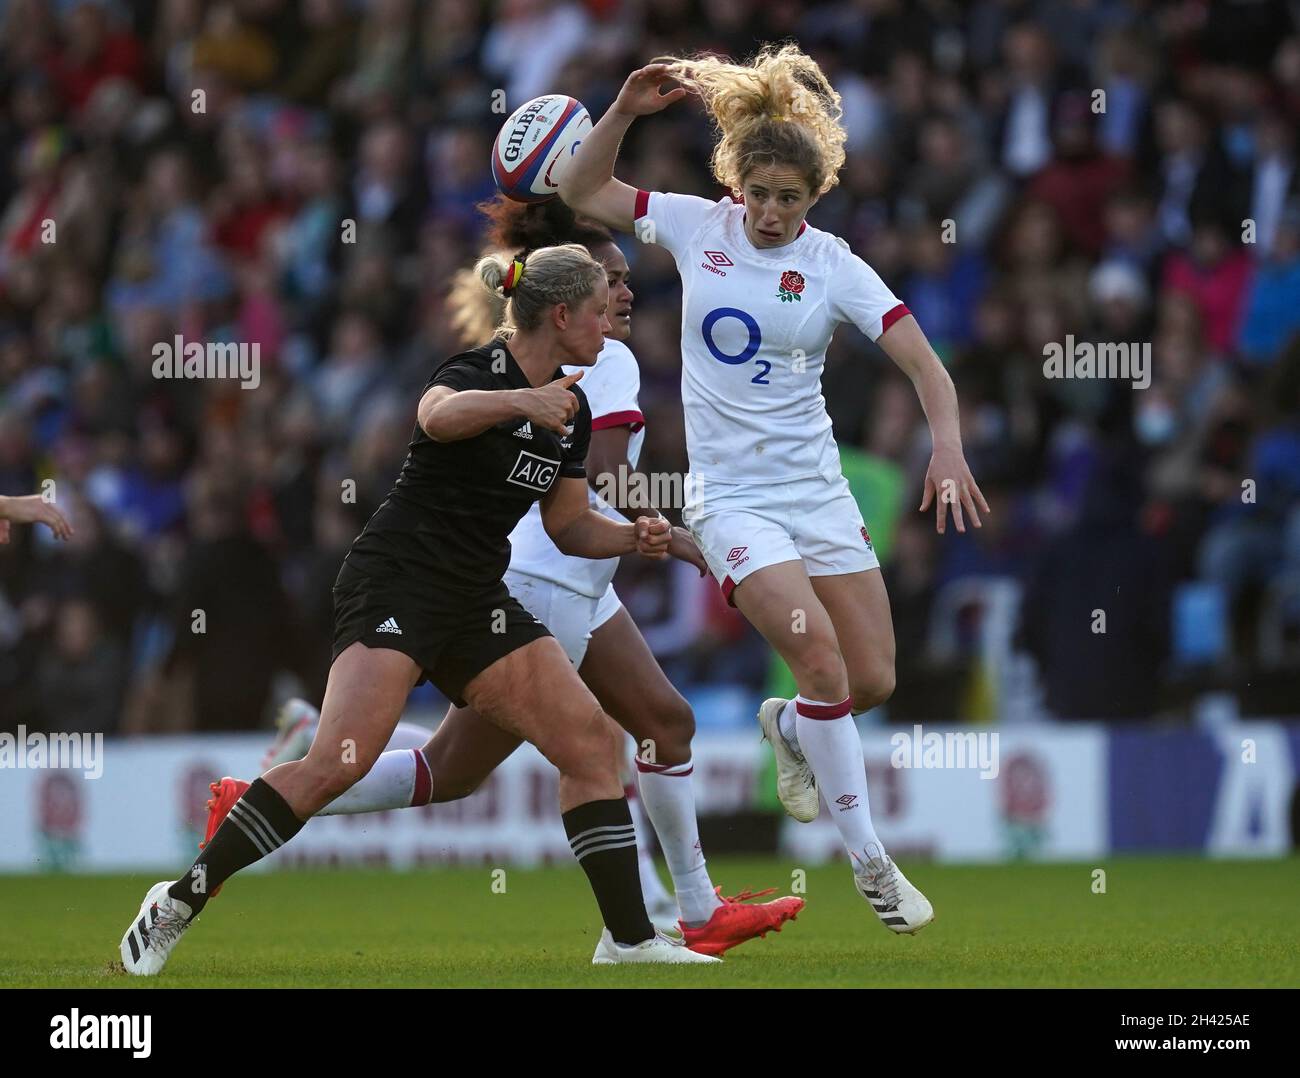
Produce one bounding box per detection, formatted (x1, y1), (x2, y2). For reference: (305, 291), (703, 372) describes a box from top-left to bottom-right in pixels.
(552, 302), (569, 331)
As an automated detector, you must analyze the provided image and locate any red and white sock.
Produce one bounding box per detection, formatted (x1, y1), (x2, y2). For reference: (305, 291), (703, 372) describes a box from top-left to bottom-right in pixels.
(635, 758), (721, 926)
(316, 748), (433, 816)
(794, 696), (886, 859)
(626, 781), (674, 909)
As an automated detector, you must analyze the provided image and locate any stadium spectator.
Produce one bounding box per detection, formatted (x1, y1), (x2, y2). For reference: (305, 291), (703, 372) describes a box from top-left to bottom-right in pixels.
(2, 0), (1298, 731)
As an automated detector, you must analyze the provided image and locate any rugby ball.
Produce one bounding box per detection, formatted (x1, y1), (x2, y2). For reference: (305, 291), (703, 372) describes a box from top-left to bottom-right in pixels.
(491, 95), (592, 203)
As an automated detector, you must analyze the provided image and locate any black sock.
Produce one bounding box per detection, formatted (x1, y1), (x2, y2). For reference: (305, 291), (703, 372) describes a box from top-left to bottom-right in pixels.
(562, 798), (654, 946)
(168, 778), (305, 915)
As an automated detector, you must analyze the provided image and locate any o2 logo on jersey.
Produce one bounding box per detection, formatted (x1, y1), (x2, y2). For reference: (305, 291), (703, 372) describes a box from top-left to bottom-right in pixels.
(702, 307), (770, 385)
(507, 450), (560, 492)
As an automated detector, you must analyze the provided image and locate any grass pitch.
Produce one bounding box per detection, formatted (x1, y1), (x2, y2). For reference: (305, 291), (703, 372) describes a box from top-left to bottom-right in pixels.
(2, 856), (1297, 988)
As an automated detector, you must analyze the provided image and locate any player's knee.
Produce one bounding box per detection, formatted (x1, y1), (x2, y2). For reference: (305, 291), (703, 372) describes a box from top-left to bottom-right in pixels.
(637, 693), (695, 760)
(788, 637), (848, 699)
(851, 663), (896, 713)
(550, 705), (621, 781)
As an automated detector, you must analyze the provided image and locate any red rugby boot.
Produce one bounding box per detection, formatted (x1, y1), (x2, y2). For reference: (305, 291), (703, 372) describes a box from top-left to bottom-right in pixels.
(198, 777), (250, 897)
(680, 887), (805, 956)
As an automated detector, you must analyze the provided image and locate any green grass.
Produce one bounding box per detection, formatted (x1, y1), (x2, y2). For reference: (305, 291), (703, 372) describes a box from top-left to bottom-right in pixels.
(2, 857), (1297, 987)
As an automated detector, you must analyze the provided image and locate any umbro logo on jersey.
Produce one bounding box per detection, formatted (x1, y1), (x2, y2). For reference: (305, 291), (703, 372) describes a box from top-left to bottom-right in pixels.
(701, 250), (732, 277)
(513, 421), (534, 440)
(507, 450), (560, 492)
(726, 546), (748, 563)
(376, 617), (402, 635)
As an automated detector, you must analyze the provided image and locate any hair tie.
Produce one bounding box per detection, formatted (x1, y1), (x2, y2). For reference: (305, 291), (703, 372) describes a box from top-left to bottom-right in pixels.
(502, 258), (525, 295)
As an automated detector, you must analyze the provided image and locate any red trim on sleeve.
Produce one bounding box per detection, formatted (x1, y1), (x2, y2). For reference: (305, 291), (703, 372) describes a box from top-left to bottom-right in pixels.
(880, 303), (911, 336)
(591, 410), (645, 433)
(634, 189), (650, 219)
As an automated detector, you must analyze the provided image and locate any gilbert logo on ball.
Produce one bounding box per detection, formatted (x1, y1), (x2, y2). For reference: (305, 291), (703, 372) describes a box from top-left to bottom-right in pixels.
(492, 94), (592, 203)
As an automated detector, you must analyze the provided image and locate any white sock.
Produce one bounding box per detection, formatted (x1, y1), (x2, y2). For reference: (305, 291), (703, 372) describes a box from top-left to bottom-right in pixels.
(317, 748), (432, 815)
(635, 760), (721, 926)
(793, 696), (886, 864)
(777, 698), (800, 752)
(626, 782), (674, 908)
(387, 722), (433, 750)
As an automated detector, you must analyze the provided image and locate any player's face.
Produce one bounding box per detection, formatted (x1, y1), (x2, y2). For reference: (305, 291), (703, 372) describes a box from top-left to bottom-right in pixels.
(592, 241), (633, 342)
(562, 277), (611, 366)
(741, 163), (817, 248)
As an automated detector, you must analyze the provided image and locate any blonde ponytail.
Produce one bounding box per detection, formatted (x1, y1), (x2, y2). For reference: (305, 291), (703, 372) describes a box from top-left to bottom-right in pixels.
(475, 243), (603, 339)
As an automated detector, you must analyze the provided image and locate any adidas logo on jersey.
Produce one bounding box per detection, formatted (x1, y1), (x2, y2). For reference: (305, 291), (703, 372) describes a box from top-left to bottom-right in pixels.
(513, 421), (534, 440)
(375, 617), (402, 635)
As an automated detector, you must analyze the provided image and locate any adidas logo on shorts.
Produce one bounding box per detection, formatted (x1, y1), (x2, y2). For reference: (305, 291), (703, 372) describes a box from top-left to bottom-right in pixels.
(513, 421), (534, 440)
(375, 617), (402, 635)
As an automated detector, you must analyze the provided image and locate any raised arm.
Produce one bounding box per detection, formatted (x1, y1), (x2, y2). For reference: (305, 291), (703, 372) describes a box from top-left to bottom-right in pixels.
(559, 63), (687, 232)
(877, 314), (990, 535)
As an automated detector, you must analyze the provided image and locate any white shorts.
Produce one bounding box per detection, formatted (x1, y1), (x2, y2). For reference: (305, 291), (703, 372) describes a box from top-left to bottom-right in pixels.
(502, 569), (623, 667)
(683, 472), (879, 605)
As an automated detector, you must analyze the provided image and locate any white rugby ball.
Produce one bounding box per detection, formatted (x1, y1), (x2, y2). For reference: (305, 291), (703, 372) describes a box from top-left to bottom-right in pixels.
(491, 94), (592, 204)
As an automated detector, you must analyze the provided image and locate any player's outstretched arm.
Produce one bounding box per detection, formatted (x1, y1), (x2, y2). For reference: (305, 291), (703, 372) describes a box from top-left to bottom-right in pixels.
(559, 64), (687, 232)
(0, 493), (73, 544)
(540, 475), (670, 561)
(878, 314), (990, 535)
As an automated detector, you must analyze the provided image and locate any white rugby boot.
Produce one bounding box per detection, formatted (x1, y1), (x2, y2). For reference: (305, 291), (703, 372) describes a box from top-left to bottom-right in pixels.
(261, 697), (320, 772)
(852, 847), (934, 935)
(756, 697), (819, 822)
(120, 880), (195, 975)
(591, 928), (721, 965)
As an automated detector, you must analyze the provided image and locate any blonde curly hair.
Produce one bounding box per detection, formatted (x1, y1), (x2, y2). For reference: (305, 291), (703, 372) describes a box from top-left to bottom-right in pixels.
(655, 43), (846, 197)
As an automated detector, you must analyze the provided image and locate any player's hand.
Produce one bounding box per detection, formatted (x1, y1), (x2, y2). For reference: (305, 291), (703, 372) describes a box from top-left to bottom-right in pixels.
(668, 525), (708, 576)
(0, 494), (74, 540)
(634, 515), (671, 559)
(919, 447), (989, 535)
(520, 372), (583, 435)
(613, 64), (688, 118)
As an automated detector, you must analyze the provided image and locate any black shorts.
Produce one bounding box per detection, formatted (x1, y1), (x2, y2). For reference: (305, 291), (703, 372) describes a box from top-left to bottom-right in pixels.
(330, 562), (552, 707)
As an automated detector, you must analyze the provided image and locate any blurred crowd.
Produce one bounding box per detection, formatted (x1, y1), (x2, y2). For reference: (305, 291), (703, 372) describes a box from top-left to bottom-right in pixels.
(2, 0), (1299, 734)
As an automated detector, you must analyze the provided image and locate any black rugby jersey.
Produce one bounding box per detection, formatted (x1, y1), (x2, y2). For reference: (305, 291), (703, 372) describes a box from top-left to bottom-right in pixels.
(342, 338), (592, 591)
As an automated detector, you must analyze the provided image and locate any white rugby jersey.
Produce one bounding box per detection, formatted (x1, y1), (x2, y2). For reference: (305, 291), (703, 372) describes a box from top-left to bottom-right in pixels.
(506, 336), (646, 599)
(634, 189), (909, 483)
